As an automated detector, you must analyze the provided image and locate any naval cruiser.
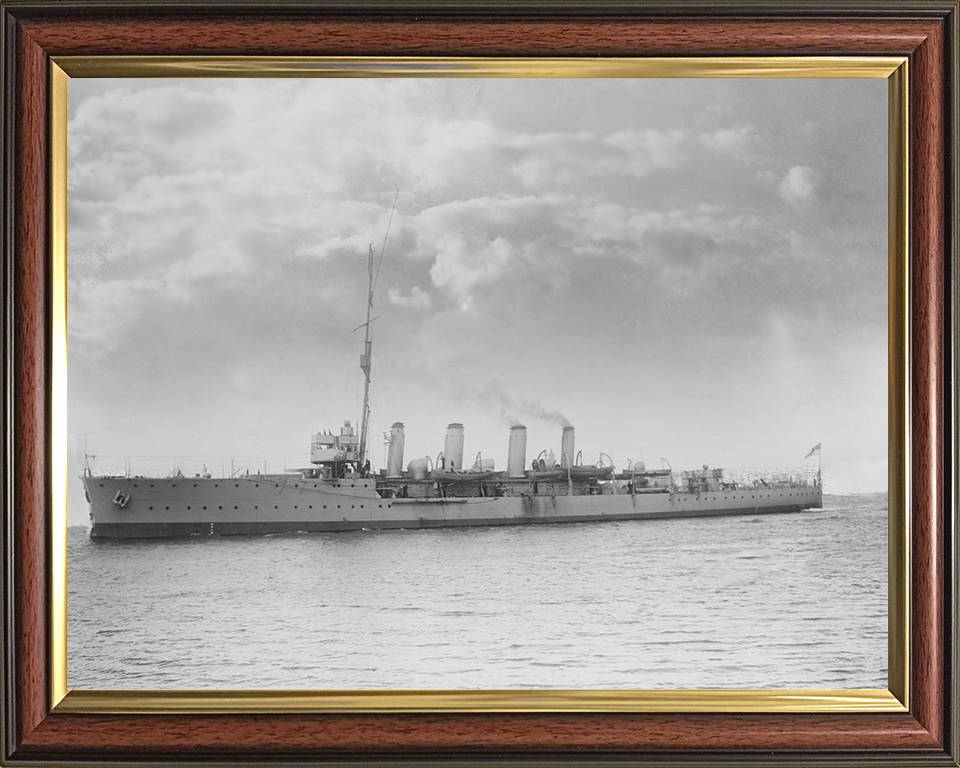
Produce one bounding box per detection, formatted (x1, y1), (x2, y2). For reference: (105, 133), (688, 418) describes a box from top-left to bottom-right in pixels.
(82, 245), (823, 539)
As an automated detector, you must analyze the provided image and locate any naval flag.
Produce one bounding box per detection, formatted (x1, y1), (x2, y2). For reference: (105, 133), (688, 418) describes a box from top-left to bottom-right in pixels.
(804, 442), (821, 460)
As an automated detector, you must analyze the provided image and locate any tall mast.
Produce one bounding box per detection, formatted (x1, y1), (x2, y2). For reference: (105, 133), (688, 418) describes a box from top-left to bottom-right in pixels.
(358, 242), (375, 468)
(356, 190), (399, 470)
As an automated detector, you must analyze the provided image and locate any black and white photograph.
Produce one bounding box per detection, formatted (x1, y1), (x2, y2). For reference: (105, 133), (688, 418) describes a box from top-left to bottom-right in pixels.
(66, 76), (888, 691)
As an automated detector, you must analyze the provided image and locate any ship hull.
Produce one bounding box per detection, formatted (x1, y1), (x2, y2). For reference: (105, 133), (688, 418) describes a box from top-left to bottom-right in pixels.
(91, 504), (812, 539)
(84, 475), (822, 539)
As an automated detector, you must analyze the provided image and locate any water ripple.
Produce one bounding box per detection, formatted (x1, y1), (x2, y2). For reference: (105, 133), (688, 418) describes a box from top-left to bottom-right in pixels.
(67, 493), (887, 690)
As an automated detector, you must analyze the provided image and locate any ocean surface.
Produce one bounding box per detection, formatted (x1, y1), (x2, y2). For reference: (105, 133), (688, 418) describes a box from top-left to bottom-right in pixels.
(67, 493), (887, 690)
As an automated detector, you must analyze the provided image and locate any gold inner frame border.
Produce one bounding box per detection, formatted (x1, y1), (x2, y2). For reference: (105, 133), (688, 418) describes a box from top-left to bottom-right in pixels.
(48, 55), (910, 715)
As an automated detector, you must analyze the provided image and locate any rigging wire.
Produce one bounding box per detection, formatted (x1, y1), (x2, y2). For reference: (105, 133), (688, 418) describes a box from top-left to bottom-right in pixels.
(372, 189), (399, 295)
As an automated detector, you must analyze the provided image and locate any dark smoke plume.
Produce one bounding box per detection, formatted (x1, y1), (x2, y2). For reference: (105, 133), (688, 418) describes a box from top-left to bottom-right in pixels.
(479, 382), (571, 429)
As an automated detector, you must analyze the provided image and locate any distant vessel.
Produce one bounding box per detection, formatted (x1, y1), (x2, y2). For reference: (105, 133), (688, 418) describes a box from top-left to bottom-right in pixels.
(82, 243), (822, 539)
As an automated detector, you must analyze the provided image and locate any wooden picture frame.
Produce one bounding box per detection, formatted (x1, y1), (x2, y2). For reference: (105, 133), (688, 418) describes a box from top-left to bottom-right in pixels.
(2, 2), (957, 765)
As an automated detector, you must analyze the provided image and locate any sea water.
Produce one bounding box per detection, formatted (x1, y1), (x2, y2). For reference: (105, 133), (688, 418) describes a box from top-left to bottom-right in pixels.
(67, 493), (886, 689)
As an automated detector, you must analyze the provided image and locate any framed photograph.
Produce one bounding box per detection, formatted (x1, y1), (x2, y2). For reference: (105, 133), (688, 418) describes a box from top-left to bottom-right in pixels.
(2, 2), (957, 766)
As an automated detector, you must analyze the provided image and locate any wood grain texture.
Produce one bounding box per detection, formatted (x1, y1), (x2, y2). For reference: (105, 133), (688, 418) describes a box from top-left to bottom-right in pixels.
(3, 4), (956, 764)
(16, 712), (943, 755)
(909, 17), (946, 747)
(12, 18), (49, 748)
(17, 16), (942, 56)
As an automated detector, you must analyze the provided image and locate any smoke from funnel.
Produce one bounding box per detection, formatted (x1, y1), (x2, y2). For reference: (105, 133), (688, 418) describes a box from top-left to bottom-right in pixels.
(480, 382), (571, 429)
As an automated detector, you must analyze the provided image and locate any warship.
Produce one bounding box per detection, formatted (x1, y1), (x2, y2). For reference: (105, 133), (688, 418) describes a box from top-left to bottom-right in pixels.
(82, 245), (823, 539)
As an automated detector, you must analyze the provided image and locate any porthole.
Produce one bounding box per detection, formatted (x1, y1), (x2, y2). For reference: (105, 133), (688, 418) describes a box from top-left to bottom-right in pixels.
(149, 506), (154, 510)
(234, 506), (238, 510)
(99, 483), (103, 487)
(165, 506), (170, 510)
(218, 506), (222, 510)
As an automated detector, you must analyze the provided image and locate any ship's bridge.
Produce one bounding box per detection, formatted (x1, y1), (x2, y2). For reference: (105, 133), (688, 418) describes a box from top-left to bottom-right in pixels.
(311, 420), (360, 465)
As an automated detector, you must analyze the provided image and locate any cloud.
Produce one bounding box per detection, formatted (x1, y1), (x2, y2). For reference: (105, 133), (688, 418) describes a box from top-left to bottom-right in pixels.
(388, 286), (431, 309)
(429, 235), (513, 308)
(603, 128), (688, 173)
(507, 128), (689, 190)
(68, 276), (165, 359)
(641, 227), (716, 266)
(699, 126), (756, 155)
(779, 165), (818, 207)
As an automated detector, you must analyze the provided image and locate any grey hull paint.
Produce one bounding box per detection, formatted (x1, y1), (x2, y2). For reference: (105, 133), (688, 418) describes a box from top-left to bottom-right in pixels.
(84, 474), (822, 540)
(90, 503), (813, 540)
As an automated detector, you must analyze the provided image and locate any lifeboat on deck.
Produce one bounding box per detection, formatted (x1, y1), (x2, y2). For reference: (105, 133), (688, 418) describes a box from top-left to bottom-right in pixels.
(562, 465), (614, 481)
(430, 469), (502, 483)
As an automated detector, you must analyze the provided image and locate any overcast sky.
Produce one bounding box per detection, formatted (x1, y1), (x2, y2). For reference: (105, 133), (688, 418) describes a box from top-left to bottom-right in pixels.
(66, 77), (888, 525)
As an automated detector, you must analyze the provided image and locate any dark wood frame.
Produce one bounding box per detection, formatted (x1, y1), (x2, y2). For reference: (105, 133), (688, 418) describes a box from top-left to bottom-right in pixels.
(2, 2), (957, 765)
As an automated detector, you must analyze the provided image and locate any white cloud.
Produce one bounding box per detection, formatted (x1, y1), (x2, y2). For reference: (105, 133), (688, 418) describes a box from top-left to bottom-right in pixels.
(603, 128), (688, 174)
(507, 128), (689, 190)
(429, 235), (513, 309)
(388, 286), (431, 309)
(779, 165), (818, 207)
(699, 126), (756, 155)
